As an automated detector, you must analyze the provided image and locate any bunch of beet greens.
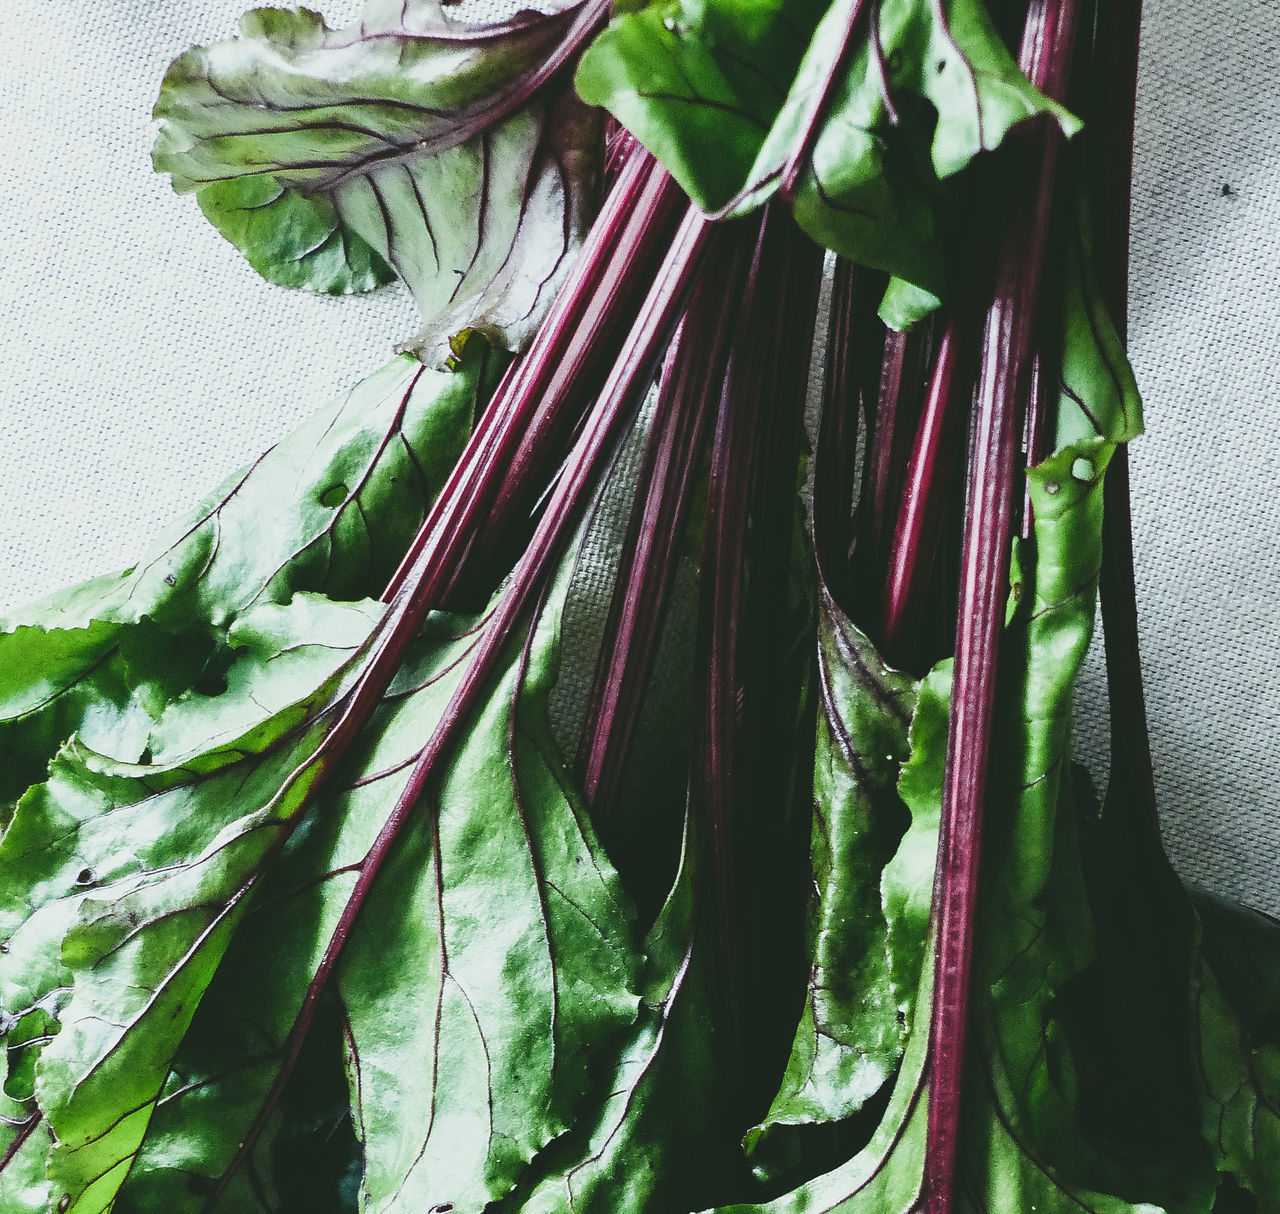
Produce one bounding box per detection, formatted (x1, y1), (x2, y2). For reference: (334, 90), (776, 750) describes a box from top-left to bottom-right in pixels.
(2, 0), (1278, 1211)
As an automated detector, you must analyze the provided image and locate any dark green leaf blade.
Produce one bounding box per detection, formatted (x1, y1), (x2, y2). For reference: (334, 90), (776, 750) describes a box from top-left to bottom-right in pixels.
(745, 590), (919, 1175)
(493, 815), (729, 1214)
(1191, 950), (1280, 1210)
(714, 232), (1190, 1212)
(336, 571), (639, 1212)
(574, 0), (825, 213)
(154, 2), (603, 356)
(577, 0), (1078, 306)
(109, 570), (640, 1212)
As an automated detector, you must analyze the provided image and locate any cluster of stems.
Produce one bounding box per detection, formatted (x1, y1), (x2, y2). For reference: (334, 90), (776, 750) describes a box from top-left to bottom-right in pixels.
(197, 0), (1151, 1204)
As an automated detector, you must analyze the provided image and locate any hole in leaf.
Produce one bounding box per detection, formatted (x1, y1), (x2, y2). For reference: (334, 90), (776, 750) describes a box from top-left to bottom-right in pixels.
(75, 868), (96, 888)
(429, 1205), (455, 1213)
(58, 1197), (71, 1213)
(320, 484), (349, 508)
(1044, 481), (1061, 496)
(1071, 456), (1094, 482)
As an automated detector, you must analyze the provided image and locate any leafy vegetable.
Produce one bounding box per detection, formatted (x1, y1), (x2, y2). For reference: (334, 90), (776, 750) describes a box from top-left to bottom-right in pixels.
(4, 0), (1279, 1212)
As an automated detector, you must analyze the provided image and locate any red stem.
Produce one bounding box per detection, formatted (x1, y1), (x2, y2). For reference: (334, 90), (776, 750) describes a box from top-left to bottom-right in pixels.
(579, 236), (744, 823)
(868, 326), (931, 583)
(692, 209), (781, 1079)
(382, 150), (683, 608)
(0, 1112), (41, 1175)
(922, 3), (1080, 1210)
(732, 213), (825, 1116)
(814, 261), (865, 601)
(880, 321), (972, 665)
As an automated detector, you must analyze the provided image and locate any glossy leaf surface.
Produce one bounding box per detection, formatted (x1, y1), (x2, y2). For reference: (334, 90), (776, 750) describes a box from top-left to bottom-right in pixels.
(0, 348), (490, 810)
(746, 590), (919, 1171)
(577, 0), (1077, 307)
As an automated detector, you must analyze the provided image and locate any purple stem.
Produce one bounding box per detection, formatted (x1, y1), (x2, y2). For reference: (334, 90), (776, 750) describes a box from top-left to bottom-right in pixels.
(922, 2), (1081, 1210)
(692, 209), (780, 1074)
(880, 320), (972, 665)
(812, 260), (885, 605)
(866, 325), (931, 600)
(0, 1112), (40, 1175)
(204, 205), (713, 1209)
(812, 261), (861, 599)
(579, 234), (744, 824)
(381, 150), (682, 606)
(731, 212), (824, 1114)
(445, 170), (688, 604)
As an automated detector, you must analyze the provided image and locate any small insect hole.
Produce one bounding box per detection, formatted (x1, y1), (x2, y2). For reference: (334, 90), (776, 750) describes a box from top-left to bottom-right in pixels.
(76, 867), (96, 887)
(429, 1205), (455, 1213)
(1070, 456), (1094, 482)
(1044, 481), (1061, 496)
(319, 484), (349, 508)
(58, 1196), (72, 1213)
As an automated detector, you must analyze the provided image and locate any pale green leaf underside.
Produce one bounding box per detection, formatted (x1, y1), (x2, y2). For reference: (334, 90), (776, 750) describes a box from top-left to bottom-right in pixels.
(154, 2), (602, 357)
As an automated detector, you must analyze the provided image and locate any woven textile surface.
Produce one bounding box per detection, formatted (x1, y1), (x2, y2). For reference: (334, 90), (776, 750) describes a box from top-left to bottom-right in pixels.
(0, 0), (1276, 915)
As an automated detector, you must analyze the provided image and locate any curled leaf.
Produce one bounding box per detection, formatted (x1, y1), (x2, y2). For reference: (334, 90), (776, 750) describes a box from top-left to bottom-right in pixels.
(154, 1), (605, 357)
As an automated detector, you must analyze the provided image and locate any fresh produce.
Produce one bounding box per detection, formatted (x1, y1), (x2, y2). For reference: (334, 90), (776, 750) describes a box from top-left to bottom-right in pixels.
(2, 1), (1277, 1212)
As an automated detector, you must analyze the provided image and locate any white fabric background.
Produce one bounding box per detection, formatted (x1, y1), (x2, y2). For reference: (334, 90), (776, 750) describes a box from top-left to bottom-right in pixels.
(0, 0), (1275, 915)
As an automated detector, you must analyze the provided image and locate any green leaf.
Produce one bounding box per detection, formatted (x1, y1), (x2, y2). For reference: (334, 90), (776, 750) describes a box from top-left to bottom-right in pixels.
(1, 595), (383, 1214)
(1192, 950), (1280, 1210)
(745, 589), (919, 1176)
(0, 347), (491, 812)
(154, 2), (603, 357)
(490, 813), (729, 1214)
(577, 0), (1078, 302)
(106, 566), (640, 1212)
(336, 574), (639, 1211)
(713, 228), (1191, 1212)
(1054, 193), (1143, 448)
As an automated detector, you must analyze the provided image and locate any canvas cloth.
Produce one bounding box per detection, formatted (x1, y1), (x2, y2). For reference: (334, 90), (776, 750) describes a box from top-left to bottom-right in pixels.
(0, 0), (1276, 916)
